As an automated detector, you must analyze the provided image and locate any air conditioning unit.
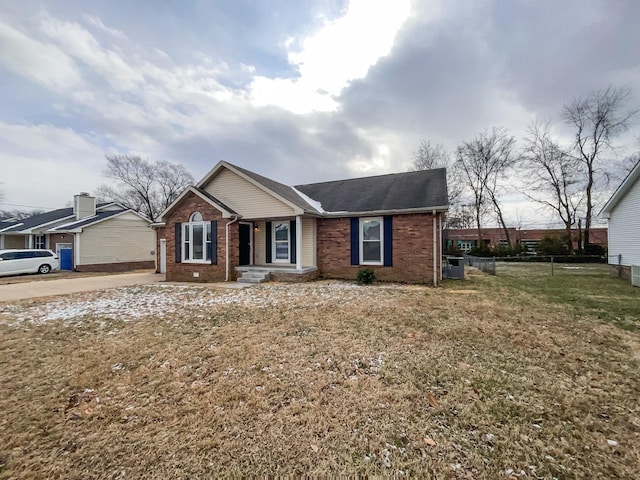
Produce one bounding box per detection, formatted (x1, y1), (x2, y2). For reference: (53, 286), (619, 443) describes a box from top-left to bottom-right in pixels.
(632, 265), (640, 287)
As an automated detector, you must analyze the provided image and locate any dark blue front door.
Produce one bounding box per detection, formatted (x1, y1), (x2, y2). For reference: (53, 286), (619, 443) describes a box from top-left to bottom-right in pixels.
(59, 248), (73, 270)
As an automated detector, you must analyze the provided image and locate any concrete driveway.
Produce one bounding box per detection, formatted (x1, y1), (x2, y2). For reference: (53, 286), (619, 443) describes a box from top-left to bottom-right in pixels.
(0, 272), (165, 302)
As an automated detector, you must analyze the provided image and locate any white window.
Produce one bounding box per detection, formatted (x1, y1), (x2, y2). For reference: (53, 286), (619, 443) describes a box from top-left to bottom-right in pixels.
(360, 217), (383, 265)
(34, 235), (46, 249)
(273, 222), (290, 262)
(182, 212), (211, 263)
(458, 241), (474, 252)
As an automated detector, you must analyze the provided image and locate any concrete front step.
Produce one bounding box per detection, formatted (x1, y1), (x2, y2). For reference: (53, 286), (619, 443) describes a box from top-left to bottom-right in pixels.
(237, 271), (270, 284)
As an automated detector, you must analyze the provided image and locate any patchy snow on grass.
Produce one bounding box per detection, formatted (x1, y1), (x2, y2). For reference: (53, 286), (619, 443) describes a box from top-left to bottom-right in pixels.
(0, 281), (378, 326)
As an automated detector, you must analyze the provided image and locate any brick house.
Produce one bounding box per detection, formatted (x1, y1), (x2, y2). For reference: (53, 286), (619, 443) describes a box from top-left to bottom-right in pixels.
(154, 161), (448, 285)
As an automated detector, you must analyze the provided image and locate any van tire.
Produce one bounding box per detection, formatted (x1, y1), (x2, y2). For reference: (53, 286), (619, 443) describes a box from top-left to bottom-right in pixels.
(38, 264), (51, 274)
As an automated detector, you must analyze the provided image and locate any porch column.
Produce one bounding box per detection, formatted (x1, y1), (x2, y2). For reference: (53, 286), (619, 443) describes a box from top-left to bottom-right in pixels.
(296, 215), (302, 270)
(28, 235), (33, 248)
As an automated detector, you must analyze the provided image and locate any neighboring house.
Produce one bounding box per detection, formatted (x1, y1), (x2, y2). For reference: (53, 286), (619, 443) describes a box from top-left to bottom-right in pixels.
(600, 160), (640, 281)
(445, 227), (608, 253)
(0, 193), (155, 272)
(154, 161), (448, 284)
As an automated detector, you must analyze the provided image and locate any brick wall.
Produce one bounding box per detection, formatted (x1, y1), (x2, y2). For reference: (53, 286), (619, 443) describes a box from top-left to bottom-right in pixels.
(75, 261), (154, 272)
(161, 193), (239, 282)
(270, 269), (319, 283)
(316, 213), (442, 284)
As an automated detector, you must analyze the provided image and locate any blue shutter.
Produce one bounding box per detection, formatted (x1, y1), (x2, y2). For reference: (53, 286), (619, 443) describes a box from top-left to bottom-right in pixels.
(383, 216), (393, 267)
(210, 220), (217, 265)
(290, 220), (296, 264)
(175, 222), (182, 263)
(350, 218), (359, 265)
(265, 221), (272, 263)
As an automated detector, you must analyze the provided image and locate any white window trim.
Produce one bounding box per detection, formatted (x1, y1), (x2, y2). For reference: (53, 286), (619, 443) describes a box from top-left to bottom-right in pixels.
(34, 234), (46, 249)
(272, 221), (291, 263)
(360, 217), (384, 266)
(182, 221), (211, 264)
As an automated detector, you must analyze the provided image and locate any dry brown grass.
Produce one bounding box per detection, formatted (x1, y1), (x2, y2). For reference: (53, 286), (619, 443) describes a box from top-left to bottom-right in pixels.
(1, 272), (639, 478)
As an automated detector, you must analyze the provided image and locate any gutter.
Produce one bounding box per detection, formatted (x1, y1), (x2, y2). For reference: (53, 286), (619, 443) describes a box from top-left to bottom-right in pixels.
(319, 205), (450, 218)
(433, 209), (437, 286)
(225, 215), (239, 281)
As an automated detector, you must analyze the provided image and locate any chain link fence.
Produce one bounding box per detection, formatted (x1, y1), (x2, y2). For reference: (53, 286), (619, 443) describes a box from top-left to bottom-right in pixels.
(462, 255), (607, 277)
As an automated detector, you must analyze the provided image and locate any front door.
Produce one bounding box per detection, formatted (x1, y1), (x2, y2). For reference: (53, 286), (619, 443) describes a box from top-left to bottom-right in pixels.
(239, 223), (252, 265)
(57, 244), (73, 271)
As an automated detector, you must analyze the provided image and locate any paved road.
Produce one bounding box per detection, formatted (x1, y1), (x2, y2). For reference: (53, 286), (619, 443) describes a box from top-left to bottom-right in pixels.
(0, 272), (165, 302)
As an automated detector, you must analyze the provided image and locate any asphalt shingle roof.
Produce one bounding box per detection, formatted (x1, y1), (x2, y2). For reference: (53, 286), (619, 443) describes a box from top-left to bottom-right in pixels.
(0, 203), (121, 233)
(49, 210), (127, 231)
(295, 168), (448, 213)
(0, 207), (75, 232)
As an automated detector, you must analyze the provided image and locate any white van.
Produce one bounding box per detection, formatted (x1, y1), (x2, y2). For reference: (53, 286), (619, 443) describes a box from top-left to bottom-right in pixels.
(0, 249), (60, 277)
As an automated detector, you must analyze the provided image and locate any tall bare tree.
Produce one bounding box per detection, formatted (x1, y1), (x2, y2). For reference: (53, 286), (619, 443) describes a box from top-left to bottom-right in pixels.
(96, 154), (194, 221)
(410, 140), (466, 228)
(521, 121), (583, 250)
(562, 86), (637, 249)
(455, 127), (517, 247)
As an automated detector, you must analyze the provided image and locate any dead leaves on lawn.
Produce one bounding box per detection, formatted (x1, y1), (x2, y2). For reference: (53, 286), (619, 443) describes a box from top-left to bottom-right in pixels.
(63, 389), (101, 421)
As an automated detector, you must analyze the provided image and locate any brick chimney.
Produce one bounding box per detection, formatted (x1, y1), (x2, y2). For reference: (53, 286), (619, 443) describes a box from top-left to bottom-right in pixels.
(74, 192), (96, 220)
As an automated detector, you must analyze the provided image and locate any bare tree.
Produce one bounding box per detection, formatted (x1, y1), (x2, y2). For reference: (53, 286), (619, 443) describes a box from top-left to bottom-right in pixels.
(455, 127), (518, 247)
(410, 140), (466, 228)
(562, 86), (637, 250)
(96, 154), (194, 221)
(410, 140), (449, 171)
(0, 208), (45, 220)
(614, 137), (640, 181)
(521, 121), (583, 251)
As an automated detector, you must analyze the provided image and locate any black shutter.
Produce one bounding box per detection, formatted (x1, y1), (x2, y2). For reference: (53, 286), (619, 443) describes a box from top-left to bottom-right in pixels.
(210, 220), (217, 265)
(290, 220), (296, 264)
(265, 221), (272, 264)
(175, 222), (182, 263)
(350, 217), (359, 265)
(383, 216), (393, 267)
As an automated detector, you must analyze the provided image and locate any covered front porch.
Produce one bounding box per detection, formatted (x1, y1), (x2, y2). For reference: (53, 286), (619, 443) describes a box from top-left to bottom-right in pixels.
(236, 216), (317, 273)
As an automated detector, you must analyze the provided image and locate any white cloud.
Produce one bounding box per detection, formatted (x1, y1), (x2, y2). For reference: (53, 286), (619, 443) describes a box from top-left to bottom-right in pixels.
(81, 14), (128, 41)
(0, 21), (81, 91)
(0, 123), (106, 209)
(40, 15), (144, 91)
(249, 0), (411, 113)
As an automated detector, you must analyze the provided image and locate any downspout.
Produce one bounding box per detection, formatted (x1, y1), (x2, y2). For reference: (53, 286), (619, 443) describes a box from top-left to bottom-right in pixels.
(432, 210), (437, 286)
(225, 215), (239, 281)
(438, 212), (443, 282)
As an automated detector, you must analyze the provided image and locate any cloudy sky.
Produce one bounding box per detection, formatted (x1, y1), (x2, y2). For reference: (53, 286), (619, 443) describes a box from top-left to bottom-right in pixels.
(1, 0), (639, 225)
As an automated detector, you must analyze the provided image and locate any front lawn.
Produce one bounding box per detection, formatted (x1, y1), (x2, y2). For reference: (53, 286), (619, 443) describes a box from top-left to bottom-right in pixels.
(1, 270), (639, 478)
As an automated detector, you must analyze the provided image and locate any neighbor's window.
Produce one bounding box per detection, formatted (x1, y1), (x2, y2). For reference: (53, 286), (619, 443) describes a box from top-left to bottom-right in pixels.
(35, 235), (46, 249)
(360, 217), (383, 265)
(273, 222), (290, 262)
(182, 212), (211, 262)
(458, 241), (474, 252)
